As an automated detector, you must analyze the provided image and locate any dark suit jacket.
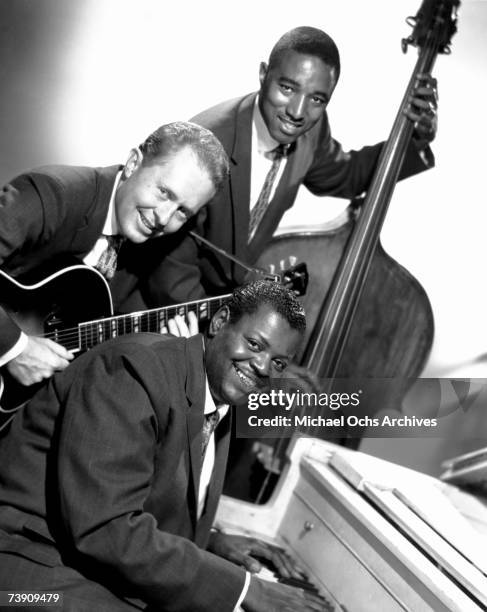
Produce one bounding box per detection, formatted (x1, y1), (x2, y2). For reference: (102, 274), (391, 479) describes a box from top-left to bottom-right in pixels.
(144, 92), (433, 303)
(0, 165), (159, 355)
(0, 333), (245, 611)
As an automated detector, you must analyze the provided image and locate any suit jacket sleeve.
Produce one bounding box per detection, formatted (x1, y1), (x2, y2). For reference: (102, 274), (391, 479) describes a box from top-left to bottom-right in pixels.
(0, 174), (49, 354)
(54, 343), (245, 611)
(303, 117), (434, 198)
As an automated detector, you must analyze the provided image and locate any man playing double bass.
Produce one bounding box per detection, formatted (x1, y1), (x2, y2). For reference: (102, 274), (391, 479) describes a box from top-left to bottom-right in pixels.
(150, 25), (438, 303)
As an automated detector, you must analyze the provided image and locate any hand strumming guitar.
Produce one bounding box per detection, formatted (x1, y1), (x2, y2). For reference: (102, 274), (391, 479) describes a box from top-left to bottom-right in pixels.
(6, 336), (74, 386)
(6, 313), (200, 387)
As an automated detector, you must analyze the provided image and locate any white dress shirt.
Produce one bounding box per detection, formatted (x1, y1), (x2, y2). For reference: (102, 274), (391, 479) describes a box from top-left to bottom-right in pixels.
(201, 368), (250, 609)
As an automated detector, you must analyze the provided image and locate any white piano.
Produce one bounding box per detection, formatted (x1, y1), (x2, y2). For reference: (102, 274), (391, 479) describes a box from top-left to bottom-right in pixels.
(216, 438), (487, 611)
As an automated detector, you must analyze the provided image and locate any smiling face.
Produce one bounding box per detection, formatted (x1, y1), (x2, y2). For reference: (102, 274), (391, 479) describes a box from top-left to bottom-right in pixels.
(114, 146), (216, 243)
(258, 50), (337, 145)
(205, 304), (302, 405)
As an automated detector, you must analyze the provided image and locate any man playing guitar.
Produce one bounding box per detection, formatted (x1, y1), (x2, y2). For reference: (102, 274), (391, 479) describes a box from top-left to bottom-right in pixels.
(0, 121), (228, 389)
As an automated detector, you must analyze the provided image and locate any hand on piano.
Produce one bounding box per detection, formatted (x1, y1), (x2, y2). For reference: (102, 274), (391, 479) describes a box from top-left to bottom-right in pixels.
(207, 532), (307, 579)
(208, 533), (334, 611)
(242, 574), (332, 611)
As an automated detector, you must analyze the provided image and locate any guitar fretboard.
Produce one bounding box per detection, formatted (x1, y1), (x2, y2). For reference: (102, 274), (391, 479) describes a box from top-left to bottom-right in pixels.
(45, 295), (231, 352)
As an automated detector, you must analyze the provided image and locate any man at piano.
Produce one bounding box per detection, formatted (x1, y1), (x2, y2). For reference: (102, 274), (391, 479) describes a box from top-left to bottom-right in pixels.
(0, 280), (329, 612)
(149, 26), (438, 302)
(0, 121), (228, 388)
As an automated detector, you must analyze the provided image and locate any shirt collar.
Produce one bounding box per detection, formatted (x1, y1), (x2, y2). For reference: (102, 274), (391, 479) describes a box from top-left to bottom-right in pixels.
(202, 337), (229, 418)
(203, 375), (230, 424)
(253, 96), (281, 156)
(102, 170), (123, 236)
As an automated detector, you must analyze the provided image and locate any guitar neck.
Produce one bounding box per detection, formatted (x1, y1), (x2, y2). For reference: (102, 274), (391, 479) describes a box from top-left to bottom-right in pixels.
(49, 294), (231, 352)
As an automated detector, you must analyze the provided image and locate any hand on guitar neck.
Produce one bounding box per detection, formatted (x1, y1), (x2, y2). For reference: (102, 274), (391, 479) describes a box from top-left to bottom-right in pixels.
(165, 311), (199, 338)
(6, 336), (74, 386)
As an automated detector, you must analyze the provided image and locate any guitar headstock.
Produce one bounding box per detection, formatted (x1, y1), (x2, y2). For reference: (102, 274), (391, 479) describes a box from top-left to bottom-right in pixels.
(246, 261), (309, 297)
(281, 262), (308, 297)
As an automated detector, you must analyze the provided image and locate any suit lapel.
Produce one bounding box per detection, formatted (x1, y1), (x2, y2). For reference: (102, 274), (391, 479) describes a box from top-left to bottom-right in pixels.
(71, 165), (122, 256)
(229, 94), (256, 269)
(183, 336), (233, 543)
(184, 335), (206, 529)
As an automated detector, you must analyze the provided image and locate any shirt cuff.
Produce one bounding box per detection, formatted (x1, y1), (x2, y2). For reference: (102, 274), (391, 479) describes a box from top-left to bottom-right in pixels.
(0, 332), (28, 367)
(234, 571), (251, 611)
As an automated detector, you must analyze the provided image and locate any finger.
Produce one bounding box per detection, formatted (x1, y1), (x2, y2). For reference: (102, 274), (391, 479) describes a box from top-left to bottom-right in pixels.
(416, 72), (437, 85)
(411, 77), (438, 104)
(258, 544), (307, 579)
(244, 543), (301, 579)
(404, 108), (436, 128)
(231, 551), (262, 573)
(167, 317), (179, 336)
(409, 96), (437, 112)
(301, 591), (332, 612)
(41, 349), (71, 371)
(160, 325), (168, 334)
(275, 551), (308, 579)
(44, 338), (75, 360)
(286, 587), (331, 611)
(173, 314), (191, 338)
(52, 358), (72, 372)
(186, 310), (199, 335)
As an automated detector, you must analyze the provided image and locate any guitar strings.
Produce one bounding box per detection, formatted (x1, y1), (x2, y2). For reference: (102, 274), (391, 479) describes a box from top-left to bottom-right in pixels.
(40, 298), (230, 350)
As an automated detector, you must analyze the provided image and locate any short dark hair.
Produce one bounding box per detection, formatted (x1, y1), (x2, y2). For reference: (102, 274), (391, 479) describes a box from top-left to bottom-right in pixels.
(268, 26), (340, 80)
(225, 280), (306, 334)
(139, 121), (229, 192)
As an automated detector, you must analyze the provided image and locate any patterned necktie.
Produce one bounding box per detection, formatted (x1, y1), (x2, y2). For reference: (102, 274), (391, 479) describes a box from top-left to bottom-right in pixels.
(94, 235), (124, 281)
(248, 145), (286, 242)
(201, 410), (220, 457)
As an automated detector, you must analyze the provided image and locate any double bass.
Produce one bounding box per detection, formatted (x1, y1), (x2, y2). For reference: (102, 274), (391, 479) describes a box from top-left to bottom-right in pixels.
(226, 0), (460, 502)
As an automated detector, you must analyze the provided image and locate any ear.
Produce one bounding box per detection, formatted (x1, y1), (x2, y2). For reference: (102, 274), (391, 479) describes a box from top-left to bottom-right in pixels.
(122, 147), (143, 180)
(259, 61), (268, 87)
(207, 306), (230, 338)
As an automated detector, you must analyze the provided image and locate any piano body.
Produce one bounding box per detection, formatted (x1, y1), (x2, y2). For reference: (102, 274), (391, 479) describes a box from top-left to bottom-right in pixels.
(216, 438), (487, 611)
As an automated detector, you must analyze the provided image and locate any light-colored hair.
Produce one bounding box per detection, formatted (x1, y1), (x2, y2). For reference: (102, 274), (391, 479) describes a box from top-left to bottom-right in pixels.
(139, 121), (229, 192)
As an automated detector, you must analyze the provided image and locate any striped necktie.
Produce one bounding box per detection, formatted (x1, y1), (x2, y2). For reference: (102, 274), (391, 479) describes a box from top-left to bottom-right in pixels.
(201, 410), (220, 457)
(94, 235), (124, 281)
(248, 145), (286, 243)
